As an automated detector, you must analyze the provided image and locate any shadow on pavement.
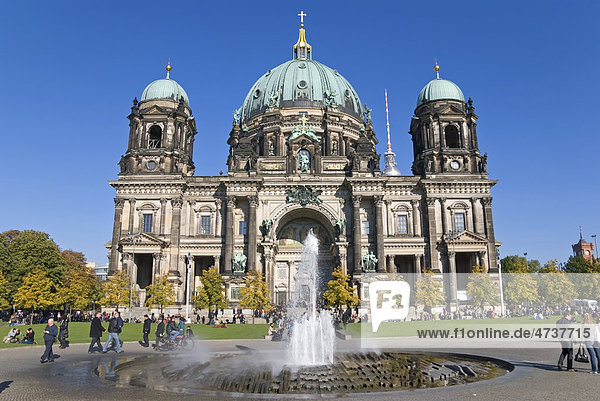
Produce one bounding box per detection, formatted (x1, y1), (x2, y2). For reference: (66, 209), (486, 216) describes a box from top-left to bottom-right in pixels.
(0, 381), (13, 394)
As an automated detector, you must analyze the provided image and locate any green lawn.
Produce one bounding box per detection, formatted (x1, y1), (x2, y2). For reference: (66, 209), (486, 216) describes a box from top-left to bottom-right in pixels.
(0, 322), (270, 348)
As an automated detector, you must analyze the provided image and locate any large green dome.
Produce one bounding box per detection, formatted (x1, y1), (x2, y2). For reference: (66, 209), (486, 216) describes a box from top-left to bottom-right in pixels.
(240, 58), (363, 121)
(141, 77), (189, 106)
(417, 78), (464, 106)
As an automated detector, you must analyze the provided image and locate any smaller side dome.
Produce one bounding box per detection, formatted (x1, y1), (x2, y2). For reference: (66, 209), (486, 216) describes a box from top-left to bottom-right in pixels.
(417, 78), (464, 106)
(141, 78), (189, 105)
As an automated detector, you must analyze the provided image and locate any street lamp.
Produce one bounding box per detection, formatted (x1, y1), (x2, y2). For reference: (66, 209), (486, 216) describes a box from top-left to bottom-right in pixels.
(127, 232), (142, 323)
(497, 252), (506, 317)
(186, 252), (192, 323)
(592, 235), (598, 260)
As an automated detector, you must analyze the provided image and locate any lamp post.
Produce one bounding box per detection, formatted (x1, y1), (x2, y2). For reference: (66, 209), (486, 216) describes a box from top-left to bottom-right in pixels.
(592, 235), (598, 260)
(445, 230), (460, 310)
(127, 232), (142, 323)
(497, 252), (506, 317)
(186, 252), (192, 323)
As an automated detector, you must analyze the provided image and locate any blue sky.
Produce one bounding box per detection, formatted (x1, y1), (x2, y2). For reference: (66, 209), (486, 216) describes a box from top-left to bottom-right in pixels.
(1, 1), (598, 265)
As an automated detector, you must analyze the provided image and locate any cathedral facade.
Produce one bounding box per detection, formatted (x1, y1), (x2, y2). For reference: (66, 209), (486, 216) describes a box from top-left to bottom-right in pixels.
(108, 20), (499, 309)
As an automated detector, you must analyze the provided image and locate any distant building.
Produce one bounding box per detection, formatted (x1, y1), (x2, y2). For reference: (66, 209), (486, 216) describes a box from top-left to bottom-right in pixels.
(87, 262), (108, 281)
(572, 233), (595, 262)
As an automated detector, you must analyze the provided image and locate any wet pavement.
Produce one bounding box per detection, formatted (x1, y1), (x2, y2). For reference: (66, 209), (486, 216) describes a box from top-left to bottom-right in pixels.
(0, 339), (598, 400)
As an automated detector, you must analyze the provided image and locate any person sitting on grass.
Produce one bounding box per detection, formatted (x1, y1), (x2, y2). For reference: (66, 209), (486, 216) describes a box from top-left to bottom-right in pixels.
(3, 328), (21, 343)
(22, 328), (36, 344)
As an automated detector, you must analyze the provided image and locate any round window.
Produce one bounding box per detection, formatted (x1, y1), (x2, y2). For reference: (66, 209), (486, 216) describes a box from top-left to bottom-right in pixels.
(298, 80), (308, 89)
(344, 89), (351, 98)
(146, 160), (157, 171)
(253, 89), (261, 98)
(298, 62), (307, 69)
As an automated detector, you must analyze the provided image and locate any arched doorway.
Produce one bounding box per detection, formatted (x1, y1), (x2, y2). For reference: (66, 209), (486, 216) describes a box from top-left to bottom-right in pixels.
(272, 211), (336, 306)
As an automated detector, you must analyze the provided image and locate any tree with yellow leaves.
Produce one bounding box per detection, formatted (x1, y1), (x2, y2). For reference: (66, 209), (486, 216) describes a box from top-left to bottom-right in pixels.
(144, 273), (176, 313)
(13, 269), (57, 323)
(239, 270), (272, 323)
(323, 266), (359, 309)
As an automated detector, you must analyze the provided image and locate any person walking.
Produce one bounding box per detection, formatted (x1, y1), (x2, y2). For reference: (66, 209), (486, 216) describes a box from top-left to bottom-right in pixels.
(583, 313), (600, 374)
(139, 314), (151, 347)
(154, 315), (165, 348)
(88, 312), (105, 353)
(40, 318), (58, 363)
(102, 312), (123, 353)
(557, 311), (574, 371)
(58, 315), (69, 349)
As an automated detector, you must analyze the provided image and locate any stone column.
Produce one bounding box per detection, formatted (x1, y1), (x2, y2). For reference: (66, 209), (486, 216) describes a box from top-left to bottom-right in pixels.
(169, 198), (183, 273)
(215, 199), (222, 238)
(448, 250), (458, 306)
(440, 198), (448, 235)
(159, 198), (167, 235)
(188, 200), (196, 236)
(128, 198), (136, 233)
(152, 253), (161, 278)
(411, 199), (422, 237)
(109, 198), (126, 274)
(471, 197), (483, 234)
(482, 197), (498, 270)
(386, 254), (393, 273)
(339, 132), (345, 156)
(478, 250), (487, 271)
(385, 200), (393, 236)
(223, 196), (236, 275)
(425, 198), (440, 272)
(352, 195), (362, 273)
(414, 254), (422, 277)
(338, 244), (348, 275)
(248, 195), (258, 271)
(374, 196), (385, 273)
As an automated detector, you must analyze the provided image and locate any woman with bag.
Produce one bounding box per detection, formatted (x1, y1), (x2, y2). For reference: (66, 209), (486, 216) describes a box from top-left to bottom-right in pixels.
(582, 313), (600, 373)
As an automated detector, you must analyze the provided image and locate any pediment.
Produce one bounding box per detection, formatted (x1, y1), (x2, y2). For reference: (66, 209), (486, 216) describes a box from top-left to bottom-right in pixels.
(120, 232), (168, 247)
(445, 230), (488, 244)
(435, 104), (464, 115)
(140, 105), (169, 115)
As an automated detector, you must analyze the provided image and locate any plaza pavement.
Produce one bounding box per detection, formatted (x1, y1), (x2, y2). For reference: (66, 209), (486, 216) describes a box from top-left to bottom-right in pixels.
(0, 338), (598, 401)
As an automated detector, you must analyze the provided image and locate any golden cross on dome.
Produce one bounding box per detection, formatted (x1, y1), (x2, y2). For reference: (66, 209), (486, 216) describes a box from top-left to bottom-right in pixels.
(298, 10), (307, 27)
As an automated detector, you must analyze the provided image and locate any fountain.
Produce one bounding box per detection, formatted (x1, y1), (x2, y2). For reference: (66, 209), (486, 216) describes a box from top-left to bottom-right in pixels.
(90, 231), (513, 396)
(288, 229), (335, 366)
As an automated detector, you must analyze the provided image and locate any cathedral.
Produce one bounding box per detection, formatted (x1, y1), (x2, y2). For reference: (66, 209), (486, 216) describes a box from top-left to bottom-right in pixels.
(107, 15), (499, 310)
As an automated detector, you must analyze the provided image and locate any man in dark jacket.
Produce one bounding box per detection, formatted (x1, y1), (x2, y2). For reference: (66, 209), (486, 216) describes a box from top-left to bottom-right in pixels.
(154, 315), (165, 348)
(102, 311), (123, 353)
(40, 318), (58, 363)
(139, 314), (151, 347)
(557, 311), (574, 371)
(166, 316), (178, 341)
(58, 316), (69, 349)
(88, 311), (105, 353)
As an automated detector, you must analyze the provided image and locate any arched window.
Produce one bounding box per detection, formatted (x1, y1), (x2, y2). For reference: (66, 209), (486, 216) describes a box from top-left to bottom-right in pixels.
(148, 125), (162, 148)
(444, 125), (460, 148)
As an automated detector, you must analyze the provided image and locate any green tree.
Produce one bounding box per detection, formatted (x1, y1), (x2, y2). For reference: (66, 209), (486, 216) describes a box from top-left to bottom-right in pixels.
(100, 270), (135, 311)
(239, 270), (273, 323)
(13, 269), (57, 323)
(564, 256), (600, 273)
(503, 273), (539, 306)
(414, 269), (446, 312)
(569, 273), (600, 300)
(144, 274), (176, 313)
(0, 230), (67, 300)
(466, 266), (500, 307)
(58, 266), (103, 312)
(323, 266), (359, 309)
(537, 260), (576, 306)
(193, 267), (227, 311)
(500, 255), (540, 273)
(0, 270), (10, 310)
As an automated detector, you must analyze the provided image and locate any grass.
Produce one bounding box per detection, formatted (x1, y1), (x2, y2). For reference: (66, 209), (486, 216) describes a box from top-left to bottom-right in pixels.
(0, 322), (270, 348)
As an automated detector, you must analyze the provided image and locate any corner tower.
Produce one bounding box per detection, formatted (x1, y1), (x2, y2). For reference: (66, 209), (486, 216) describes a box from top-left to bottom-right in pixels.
(119, 63), (196, 176)
(409, 63), (485, 177)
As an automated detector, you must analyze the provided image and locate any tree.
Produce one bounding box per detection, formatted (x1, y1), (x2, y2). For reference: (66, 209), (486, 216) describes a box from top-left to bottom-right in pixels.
(100, 270), (135, 311)
(503, 273), (539, 306)
(144, 274), (176, 313)
(500, 255), (540, 273)
(239, 270), (273, 323)
(13, 269), (57, 323)
(193, 267), (227, 311)
(58, 266), (103, 312)
(61, 250), (87, 270)
(0, 270), (10, 310)
(569, 273), (600, 300)
(537, 260), (576, 306)
(0, 230), (67, 301)
(564, 256), (600, 273)
(414, 269), (445, 312)
(466, 266), (500, 307)
(322, 266), (359, 309)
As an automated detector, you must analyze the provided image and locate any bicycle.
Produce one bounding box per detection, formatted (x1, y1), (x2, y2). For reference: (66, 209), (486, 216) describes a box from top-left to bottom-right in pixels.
(155, 334), (194, 351)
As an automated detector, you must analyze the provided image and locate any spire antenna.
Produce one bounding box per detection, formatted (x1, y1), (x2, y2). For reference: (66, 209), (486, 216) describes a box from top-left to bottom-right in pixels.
(166, 60), (172, 79)
(434, 59), (440, 79)
(385, 89), (392, 152)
